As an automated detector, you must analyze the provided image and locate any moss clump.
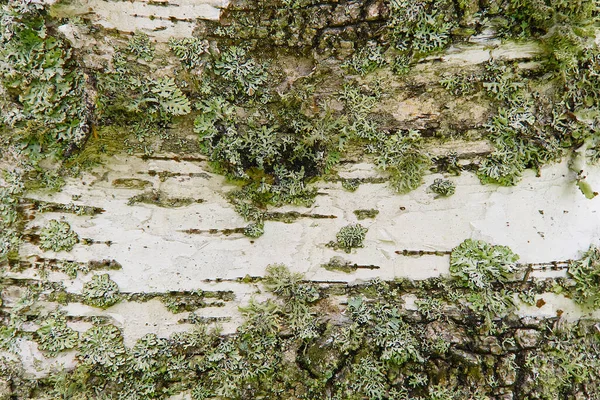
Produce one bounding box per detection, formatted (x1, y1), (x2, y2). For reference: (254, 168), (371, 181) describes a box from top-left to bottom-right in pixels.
(429, 178), (455, 197)
(81, 274), (121, 309)
(567, 246), (600, 309)
(328, 224), (368, 253)
(39, 220), (79, 252)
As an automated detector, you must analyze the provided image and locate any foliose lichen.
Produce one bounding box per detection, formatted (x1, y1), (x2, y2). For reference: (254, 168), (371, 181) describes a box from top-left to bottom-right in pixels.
(429, 178), (455, 197)
(328, 223), (368, 253)
(81, 274), (121, 309)
(39, 220), (79, 252)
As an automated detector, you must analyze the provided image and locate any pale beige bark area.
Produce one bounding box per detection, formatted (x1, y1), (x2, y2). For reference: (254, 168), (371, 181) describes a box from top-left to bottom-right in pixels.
(50, 0), (226, 41)
(7, 150), (600, 378)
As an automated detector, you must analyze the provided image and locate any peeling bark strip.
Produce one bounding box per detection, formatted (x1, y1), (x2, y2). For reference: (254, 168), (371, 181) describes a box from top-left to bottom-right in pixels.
(351, 264), (380, 269)
(327, 176), (389, 184)
(80, 238), (114, 246)
(519, 261), (571, 271)
(178, 316), (232, 324)
(395, 249), (452, 256)
(140, 170), (212, 181)
(125, 290), (235, 301)
(264, 211), (337, 222)
(6, 257), (121, 273)
(112, 178), (153, 189)
(20, 198), (105, 215)
(181, 227), (246, 235)
(127, 190), (204, 207)
(138, 155), (207, 162)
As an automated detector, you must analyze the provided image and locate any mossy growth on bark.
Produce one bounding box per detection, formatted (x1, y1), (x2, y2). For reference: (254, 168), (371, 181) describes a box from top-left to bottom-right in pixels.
(1, 0), (600, 398)
(2, 0), (599, 240)
(0, 253), (599, 399)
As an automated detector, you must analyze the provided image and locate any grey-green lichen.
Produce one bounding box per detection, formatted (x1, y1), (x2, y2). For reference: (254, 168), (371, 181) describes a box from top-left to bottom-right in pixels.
(341, 42), (386, 76)
(158, 290), (221, 314)
(168, 37), (209, 69)
(1, 0), (600, 398)
(126, 31), (154, 62)
(342, 178), (361, 192)
(328, 223), (368, 253)
(35, 312), (78, 357)
(0, 171), (24, 263)
(428, 178), (455, 197)
(0, 4), (89, 155)
(243, 221), (264, 238)
(2, 0), (600, 205)
(1, 254), (600, 399)
(81, 274), (121, 309)
(566, 245), (600, 309)
(77, 324), (127, 369)
(450, 239), (520, 325)
(450, 239), (520, 290)
(371, 130), (431, 194)
(38, 220), (79, 252)
(52, 259), (122, 279)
